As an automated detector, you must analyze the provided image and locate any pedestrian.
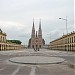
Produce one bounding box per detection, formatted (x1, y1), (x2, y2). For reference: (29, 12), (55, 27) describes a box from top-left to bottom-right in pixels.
(38, 48), (39, 51)
(34, 48), (35, 51)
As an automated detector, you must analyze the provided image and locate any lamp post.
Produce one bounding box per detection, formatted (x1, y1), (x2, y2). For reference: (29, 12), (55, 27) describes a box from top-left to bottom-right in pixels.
(59, 16), (68, 53)
(59, 16), (68, 34)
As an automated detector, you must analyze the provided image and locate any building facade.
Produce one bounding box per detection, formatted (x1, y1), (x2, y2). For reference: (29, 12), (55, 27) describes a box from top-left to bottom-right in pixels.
(0, 29), (23, 51)
(49, 31), (75, 51)
(28, 19), (45, 48)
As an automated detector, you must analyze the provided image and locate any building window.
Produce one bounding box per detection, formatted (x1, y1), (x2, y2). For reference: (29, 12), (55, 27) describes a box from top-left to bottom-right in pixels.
(74, 36), (75, 42)
(1, 36), (2, 41)
(32, 45), (34, 48)
(70, 38), (71, 43)
(39, 45), (41, 48)
(68, 38), (69, 43)
(36, 45), (38, 48)
(3, 37), (4, 42)
(65, 39), (67, 44)
(72, 37), (73, 43)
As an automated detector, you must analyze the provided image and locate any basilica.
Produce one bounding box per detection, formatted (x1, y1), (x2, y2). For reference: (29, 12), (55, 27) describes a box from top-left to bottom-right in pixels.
(28, 19), (45, 48)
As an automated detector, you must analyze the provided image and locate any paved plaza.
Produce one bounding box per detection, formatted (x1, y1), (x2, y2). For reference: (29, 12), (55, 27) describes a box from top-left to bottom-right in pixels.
(0, 49), (75, 75)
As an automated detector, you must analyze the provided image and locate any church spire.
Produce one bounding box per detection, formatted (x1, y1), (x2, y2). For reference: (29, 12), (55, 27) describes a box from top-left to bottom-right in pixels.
(32, 18), (35, 29)
(31, 19), (35, 38)
(39, 19), (41, 30)
(38, 19), (42, 38)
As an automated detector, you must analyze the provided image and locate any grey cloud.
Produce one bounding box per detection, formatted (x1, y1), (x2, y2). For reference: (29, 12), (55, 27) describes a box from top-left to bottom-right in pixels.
(0, 0), (74, 44)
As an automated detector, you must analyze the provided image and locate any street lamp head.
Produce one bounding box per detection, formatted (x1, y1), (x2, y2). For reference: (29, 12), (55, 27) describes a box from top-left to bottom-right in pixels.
(59, 18), (61, 19)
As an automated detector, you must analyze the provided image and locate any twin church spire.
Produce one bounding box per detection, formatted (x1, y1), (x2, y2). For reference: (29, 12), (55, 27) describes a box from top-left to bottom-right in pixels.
(29, 19), (45, 48)
(31, 19), (42, 38)
(32, 19), (35, 37)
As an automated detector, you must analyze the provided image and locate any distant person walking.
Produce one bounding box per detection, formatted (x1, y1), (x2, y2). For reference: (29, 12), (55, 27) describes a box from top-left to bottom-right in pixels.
(38, 47), (39, 51)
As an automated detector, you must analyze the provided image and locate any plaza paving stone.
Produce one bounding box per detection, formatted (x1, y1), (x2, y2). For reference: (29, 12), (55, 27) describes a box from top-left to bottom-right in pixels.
(0, 49), (75, 75)
(9, 56), (65, 64)
(16, 66), (31, 75)
(36, 64), (74, 75)
(0, 64), (18, 75)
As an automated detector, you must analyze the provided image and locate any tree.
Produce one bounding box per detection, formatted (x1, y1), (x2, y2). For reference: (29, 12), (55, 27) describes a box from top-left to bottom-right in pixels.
(7, 40), (22, 44)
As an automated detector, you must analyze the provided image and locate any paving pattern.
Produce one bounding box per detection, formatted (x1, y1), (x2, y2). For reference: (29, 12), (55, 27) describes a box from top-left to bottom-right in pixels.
(0, 49), (75, 75)
(9, 56), (65, 64)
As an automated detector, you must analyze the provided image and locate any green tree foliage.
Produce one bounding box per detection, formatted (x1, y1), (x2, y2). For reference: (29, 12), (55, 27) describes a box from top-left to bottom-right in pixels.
(7, 40), (22, 44)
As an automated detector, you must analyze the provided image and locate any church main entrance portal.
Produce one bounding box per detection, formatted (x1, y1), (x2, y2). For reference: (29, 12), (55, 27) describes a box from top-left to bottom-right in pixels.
(34, 45), (39, 51)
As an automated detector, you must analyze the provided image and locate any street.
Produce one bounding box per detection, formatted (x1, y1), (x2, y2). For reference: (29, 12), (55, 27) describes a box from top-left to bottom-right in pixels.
(0, 49), (75, 75)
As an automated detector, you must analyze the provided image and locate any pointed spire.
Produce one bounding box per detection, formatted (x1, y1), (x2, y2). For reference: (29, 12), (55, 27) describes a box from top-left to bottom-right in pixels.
(39, 19), (41, 30)
(38, 19), (42, 38)
(31, 18), (35, 38)
(32, 18), (35, 29)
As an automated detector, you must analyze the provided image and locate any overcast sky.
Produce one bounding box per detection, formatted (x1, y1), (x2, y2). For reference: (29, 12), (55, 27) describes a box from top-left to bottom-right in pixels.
(0, 0), (74, 45)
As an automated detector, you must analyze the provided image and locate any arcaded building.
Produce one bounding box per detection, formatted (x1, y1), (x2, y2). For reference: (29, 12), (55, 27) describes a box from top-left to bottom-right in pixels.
(28, 20), (45, 48)
(0, 29), (23, 51)
(49, 31), (75, 51)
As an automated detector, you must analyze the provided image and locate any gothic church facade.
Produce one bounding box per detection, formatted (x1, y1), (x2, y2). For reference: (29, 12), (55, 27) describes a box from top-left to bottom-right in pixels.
(28, 19), (45, 48)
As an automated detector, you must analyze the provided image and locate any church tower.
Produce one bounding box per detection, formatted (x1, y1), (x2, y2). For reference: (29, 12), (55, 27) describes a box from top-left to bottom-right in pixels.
(31, 19), (35, 38)
(38, 19), (42, 38)
(38, 19), (43, 48)
(31, 19), (35, 48)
